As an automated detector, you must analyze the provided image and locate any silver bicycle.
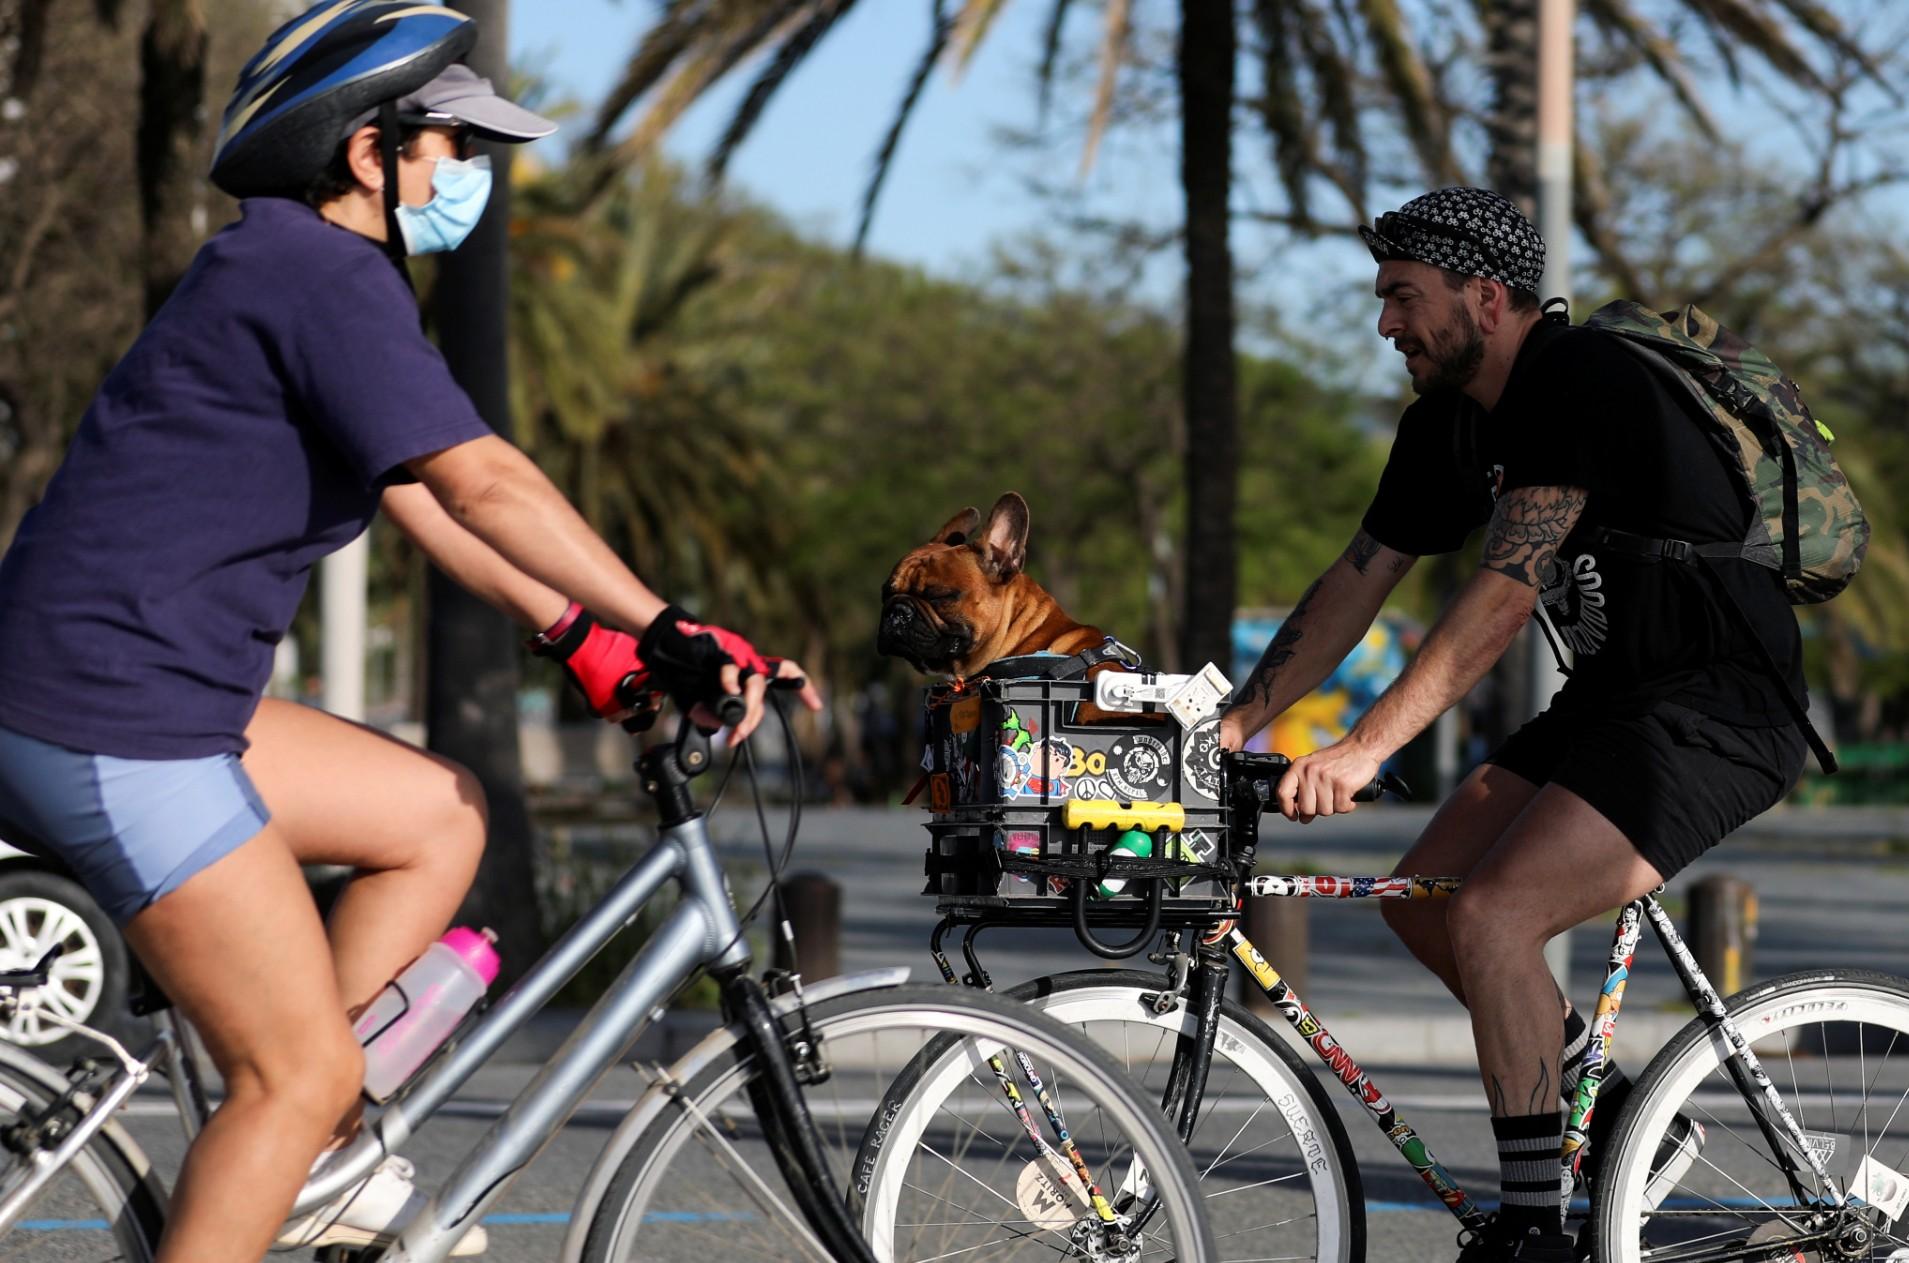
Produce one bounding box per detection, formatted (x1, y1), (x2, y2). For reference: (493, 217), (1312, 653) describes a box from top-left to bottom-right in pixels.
(0, 692), (1218, 1262)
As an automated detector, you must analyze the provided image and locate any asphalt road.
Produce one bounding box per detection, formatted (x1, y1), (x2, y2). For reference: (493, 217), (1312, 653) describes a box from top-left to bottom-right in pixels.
(11, 803), (1909, 1261)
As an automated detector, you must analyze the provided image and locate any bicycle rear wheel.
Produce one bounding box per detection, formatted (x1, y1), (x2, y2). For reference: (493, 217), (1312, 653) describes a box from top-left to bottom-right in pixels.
(578, 983), (1217, 1262)
(1592, 969), (1909, 1263)
(0, 1044), (167, 1261)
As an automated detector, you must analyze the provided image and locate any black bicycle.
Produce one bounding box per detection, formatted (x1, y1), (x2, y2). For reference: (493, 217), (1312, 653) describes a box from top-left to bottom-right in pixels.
(901, 665), (1909, 1263)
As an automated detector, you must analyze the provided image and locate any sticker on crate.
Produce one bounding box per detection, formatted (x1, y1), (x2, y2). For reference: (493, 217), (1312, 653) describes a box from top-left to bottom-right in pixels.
(1185, 718), (1223, 801)
(1106, 732), (1173, 800)
(995, 828), (1043, 885)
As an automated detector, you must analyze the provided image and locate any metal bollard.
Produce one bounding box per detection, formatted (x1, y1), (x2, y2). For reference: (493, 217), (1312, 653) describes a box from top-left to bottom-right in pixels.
(1239, 893), (1307, 1017)
(772, 872), (841, 981)
(1686, 875), (1756, 997)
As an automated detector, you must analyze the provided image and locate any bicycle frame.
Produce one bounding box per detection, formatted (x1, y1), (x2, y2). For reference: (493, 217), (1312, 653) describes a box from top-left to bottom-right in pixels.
(1225, 874), (1846, 1232)
(0, 719), (880, 1263)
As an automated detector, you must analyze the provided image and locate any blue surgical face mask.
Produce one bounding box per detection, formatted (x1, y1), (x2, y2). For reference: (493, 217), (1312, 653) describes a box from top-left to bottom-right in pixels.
(395, 154), (492, 256)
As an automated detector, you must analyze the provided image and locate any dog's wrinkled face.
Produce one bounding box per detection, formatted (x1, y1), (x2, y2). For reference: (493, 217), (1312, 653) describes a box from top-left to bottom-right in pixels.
(878, 495), (1030, 675)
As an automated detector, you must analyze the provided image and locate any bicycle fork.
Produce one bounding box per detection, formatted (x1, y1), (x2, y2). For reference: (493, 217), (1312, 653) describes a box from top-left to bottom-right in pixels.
(928, 917), (1132, 1235)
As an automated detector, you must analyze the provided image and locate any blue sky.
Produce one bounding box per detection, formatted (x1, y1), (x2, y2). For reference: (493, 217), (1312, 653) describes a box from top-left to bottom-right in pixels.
(506, 0), (1907, 339)
(510, 1), (1084, 277)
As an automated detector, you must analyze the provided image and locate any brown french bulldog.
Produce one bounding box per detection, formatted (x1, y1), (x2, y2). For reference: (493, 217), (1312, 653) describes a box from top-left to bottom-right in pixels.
(878, 492), (1108, 678)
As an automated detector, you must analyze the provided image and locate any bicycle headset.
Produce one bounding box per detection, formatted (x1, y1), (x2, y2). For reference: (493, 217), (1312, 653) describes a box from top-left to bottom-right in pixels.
(210, 0), (476, 260)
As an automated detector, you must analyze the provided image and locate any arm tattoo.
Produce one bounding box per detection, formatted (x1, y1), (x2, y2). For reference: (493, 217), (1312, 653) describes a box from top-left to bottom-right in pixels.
(1344, 531), (1382, 575)
(1345, 529), (1411, 577)
(1238, 577), (1323, 709)
(1481, 486), (1588, 586)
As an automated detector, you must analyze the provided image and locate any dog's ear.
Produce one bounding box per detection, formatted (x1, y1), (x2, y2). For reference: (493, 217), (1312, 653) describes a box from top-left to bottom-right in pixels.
(930, 506), (982, 547)
(976, 493), (1030, 581)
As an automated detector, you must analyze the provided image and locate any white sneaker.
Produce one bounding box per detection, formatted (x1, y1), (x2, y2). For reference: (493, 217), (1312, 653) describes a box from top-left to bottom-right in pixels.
(277, 1154), (489, 1256)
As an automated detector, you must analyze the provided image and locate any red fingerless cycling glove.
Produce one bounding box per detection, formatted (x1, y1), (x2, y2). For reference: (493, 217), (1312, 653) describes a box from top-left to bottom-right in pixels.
(527, 603), (651, 719)
(636, 605), (769, 706)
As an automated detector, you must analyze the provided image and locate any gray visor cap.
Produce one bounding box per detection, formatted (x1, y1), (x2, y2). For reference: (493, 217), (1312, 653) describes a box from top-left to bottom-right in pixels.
(346, 63), (557, 142)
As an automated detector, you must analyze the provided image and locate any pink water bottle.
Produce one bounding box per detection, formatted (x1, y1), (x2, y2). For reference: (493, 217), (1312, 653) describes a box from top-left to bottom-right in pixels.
(353, 927), (500, 1102)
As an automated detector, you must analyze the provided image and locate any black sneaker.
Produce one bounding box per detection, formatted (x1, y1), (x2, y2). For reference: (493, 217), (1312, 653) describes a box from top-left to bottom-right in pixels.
(1456, 1216), (1580, 1262)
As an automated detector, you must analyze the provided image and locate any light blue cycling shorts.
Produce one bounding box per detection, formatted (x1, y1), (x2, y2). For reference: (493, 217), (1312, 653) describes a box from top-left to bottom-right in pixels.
(0, 724), (270, 926)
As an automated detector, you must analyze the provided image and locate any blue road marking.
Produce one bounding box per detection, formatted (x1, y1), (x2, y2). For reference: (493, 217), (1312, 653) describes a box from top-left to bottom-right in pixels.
(21, 1209), (762, 1232)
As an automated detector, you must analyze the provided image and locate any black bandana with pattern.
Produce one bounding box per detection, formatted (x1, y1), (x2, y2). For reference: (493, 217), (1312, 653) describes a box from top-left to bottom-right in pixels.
(1360, 186), (1546, 294)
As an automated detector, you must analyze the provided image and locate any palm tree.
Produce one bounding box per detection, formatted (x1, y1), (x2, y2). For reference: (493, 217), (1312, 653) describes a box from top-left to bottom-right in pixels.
(576, 0), (1888, 684)
(136, 0), (206, 316)
(579, 0), (1250, 673)
(507, 156), (814, 638)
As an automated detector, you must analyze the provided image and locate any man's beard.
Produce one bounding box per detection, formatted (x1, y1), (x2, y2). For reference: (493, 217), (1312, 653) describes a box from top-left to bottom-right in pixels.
(1401, 303), (1486, 395)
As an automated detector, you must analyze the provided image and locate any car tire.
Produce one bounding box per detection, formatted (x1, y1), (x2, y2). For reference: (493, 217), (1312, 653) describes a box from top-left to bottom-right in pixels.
(0, 868), (130, 1052)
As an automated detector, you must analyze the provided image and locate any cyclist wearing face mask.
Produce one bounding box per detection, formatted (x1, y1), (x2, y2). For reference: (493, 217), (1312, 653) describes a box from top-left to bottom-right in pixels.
(0, 4), (818, 1259)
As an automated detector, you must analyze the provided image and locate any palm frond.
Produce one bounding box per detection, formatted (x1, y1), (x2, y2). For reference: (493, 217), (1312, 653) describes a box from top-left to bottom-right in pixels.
(588, 0), (705, 149)
(1686, 0), (1825, 90)
(1582, 0), (1721, 140)
(1079, 0), (1133, 175)
(947, 0), (1009, 76)
(1254, 0), (1316, 228)
(855, 0), (954, 256)
(1767, 0), (1896, 95)
(1358, 0), (1459, 184)
(1294, 0), (1367, 216)
(596, 1), (808, 157)
(1570, 137), (1649, 299)
(709, 1), (857, 182)
(1036, 0), (1077, 124)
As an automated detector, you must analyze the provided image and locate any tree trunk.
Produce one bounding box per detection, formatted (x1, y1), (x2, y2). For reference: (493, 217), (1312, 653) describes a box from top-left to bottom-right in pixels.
(429, 0), (544, 982)
(1481, 0), (1540, 215)
(137, 0), (206, 316)
(1176, 0), (1239, 676)
(1481, 0), (1544, 733)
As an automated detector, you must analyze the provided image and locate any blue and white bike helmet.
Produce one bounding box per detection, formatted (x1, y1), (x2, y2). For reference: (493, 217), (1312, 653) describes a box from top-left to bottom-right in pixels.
(211, 1), (475, 209)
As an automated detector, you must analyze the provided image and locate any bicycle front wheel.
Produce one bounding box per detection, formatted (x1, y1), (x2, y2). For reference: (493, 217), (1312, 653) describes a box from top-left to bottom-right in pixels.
(0, 1043), (167, 1261)
(1000, 970), (1364, 1262)
(1593, 968), (1909, 1263)
(578, 983), (1217, 1262)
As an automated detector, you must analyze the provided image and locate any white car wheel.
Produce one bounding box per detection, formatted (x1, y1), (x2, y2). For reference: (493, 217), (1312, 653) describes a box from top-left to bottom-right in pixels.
(0, 870), (128, 1049)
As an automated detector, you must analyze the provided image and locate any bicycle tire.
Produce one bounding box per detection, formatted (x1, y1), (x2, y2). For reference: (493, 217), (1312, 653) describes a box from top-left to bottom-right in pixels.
(1591, 968), (1909, 1263)
(993, 969), (1366, 1262)
(0, 1043), (167, 1261)
(576, 983), (1218, 1262)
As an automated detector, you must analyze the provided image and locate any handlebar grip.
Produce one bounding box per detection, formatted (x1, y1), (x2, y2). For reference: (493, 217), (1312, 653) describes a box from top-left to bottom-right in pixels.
(714, 694), (748, 726)
(1352, 771), (1414, 803)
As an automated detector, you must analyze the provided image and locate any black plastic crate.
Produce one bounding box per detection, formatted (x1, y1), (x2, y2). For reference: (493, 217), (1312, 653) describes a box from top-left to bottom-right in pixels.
(918, 673), (1234, 914)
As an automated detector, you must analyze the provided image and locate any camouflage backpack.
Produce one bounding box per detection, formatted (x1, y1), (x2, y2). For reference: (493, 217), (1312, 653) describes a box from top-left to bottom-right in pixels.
(1578, 301), (1867, 772)
(1582, 300), (1869, 603)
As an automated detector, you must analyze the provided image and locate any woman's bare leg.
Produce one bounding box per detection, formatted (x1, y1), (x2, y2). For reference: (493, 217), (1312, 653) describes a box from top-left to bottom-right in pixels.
(241, 698), (488, 1014)
(123, 828), (364, 1263)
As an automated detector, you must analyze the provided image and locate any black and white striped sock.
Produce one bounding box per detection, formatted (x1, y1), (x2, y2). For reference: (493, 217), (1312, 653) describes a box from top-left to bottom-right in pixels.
(1493, 1111), (1564, 1237)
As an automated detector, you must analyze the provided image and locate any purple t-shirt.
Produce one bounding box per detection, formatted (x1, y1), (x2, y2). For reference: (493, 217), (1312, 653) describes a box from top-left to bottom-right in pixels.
(0, 198), (494, 758)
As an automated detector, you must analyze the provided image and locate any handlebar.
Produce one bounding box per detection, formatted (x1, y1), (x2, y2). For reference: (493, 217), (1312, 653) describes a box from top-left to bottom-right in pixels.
(617, 663), (809, 734)
(1222, 750), (1411, 864)
(1223, 750), (1411, 806)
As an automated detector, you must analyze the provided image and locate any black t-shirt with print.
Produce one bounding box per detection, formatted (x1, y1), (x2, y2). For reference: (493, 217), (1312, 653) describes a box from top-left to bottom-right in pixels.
(1361, 318), (1805, 726)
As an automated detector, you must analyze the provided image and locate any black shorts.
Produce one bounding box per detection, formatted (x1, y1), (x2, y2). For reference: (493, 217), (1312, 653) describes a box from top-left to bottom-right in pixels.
(1485, 701), (1807, 879)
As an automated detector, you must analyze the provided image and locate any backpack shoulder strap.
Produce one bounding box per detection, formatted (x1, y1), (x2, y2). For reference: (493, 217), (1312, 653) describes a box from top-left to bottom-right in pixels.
(1588, 526), (1835, 773)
